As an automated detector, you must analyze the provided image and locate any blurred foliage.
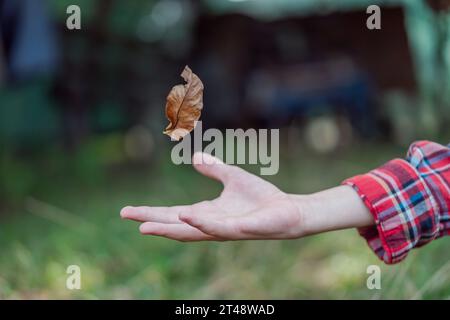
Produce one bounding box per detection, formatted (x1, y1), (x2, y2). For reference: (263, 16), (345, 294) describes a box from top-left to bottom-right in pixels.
(0, 132), (126, 205)
(0, 79), (59, 146)
(0, 143), (449, 299)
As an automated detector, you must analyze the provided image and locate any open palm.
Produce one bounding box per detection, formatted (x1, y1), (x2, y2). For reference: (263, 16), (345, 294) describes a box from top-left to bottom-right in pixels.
(121, 152), (304, 241)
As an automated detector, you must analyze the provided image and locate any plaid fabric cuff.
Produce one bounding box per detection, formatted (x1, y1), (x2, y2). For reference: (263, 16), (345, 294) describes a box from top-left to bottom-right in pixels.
(343, 158), (441, 264)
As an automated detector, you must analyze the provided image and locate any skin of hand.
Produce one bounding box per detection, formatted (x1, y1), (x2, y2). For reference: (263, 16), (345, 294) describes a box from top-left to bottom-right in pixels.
(120, 152), (374, 242)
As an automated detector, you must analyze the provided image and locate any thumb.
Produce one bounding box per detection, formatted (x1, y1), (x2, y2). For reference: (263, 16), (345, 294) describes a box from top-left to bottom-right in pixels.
(192, 152), (235, 183)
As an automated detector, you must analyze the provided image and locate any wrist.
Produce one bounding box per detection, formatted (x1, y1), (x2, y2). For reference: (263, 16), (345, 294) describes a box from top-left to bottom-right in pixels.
(288, 185), (374, 237)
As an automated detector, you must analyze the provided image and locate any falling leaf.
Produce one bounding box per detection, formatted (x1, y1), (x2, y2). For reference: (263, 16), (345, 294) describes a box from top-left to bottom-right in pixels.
(163, 65), (204, 141)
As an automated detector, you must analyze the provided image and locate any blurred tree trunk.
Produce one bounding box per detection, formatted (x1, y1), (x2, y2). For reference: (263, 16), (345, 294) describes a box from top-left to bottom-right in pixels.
(426, 0), (450, 134)
(0, 28), (5, 87)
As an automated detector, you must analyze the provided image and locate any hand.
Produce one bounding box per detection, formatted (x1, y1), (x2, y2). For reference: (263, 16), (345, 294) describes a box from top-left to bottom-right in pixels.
(120, 153), (374, 242)
(120, 152), (305, 241)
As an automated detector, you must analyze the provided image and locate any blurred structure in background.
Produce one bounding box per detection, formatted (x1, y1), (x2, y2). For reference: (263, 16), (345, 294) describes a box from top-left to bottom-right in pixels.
(0, 0), (58, 81)
(195, 7), (415, 137)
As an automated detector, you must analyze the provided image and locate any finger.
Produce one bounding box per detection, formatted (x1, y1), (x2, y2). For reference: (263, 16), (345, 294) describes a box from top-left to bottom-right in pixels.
(180, 208), (288, 240)
(179, 213), (248, 239)
(120, 206), (190, 223)
(192, 152), (236, 184)
(139, 222), (220, 241)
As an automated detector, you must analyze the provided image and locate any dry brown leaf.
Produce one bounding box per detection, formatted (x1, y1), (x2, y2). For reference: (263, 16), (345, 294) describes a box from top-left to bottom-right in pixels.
(163, 65), (204, 141)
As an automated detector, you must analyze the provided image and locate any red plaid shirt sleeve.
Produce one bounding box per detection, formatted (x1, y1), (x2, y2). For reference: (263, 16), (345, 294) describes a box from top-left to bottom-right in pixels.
(343, 141), (450, 264)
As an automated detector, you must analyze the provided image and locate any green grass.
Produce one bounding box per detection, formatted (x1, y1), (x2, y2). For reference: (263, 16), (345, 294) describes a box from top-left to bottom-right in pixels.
(1, 140), (449, 299)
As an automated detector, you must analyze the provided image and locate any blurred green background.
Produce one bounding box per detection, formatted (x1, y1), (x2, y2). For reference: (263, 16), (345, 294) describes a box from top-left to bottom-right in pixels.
(1, 0), (450, 299)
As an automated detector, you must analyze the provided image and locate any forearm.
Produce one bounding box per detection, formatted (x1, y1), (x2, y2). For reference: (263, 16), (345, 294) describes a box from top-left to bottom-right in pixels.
(289, 186), (374, 237)
(288, 140), (449, 264)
